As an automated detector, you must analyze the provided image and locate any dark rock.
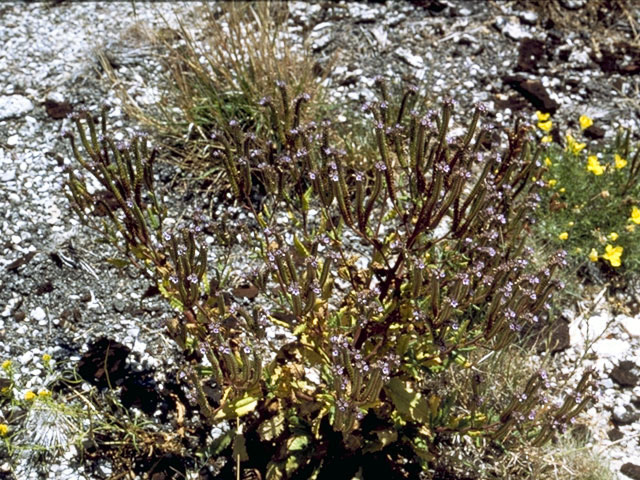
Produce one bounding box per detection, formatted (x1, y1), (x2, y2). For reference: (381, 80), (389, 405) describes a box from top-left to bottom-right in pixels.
(502, 74), (559, 113)
(5, 251), (37, 271)
(548, 320), (571, 353)
(631, 394), (640, 409)
(13, 310), (26, 322)
(611, 361), (639, 387)
(408, 0), (449, 13)
(594, 48), (619, 73)
(79, 290), (92, 303)
(44, 97), (72, 120)
(621, 463), (640, 480)
(34, 280), (54, 296)
(607, 427), (624, 442)
(620, 61), (640, 75)
(612, 405), (640, 426)
(584, 124), (605, 140)
(517, 38), (545, 72)
(120, 372), (162, 415)
(77, 337), (131, 389)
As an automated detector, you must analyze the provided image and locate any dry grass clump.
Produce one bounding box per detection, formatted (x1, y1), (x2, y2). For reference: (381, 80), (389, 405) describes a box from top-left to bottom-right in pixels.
(101, 2), (327, 196)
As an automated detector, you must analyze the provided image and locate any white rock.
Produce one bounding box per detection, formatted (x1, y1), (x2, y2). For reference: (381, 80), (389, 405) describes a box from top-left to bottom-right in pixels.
(7, 135), (19, 147)
(502, 22), (528, 41)
(30, 307), (46, 322)
(569, 312), (611, 347)
(132, 340), (146, 354)
(618, 314), (640, 337)
(1, 170), (16, 182)
(18, 350), (34, 364)
(591, 338), (631, 357)
(0, 95), (34, 120)
(395, 47), (424, 69)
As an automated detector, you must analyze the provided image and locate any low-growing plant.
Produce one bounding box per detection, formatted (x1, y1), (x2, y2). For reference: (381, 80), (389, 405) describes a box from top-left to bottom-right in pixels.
(0, 355), (86, 478)
(533, 111), (640, 274)
(64, 82), (597, 478)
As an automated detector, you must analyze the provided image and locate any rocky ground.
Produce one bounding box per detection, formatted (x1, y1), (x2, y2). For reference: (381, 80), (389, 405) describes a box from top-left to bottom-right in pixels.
(1, 1), (640, 479)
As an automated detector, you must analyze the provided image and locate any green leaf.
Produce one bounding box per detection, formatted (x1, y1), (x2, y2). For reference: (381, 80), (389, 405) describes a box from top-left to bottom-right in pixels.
(301, 186), (313, 212)
(105, 257), (129, 269)
(293, 234), (310, 258)
(384, 378), (430, 424)
(258, 412), (286, 442)
(232, 431), (249, 462)
(214, 392), (259, 420)
(287, 434), (309, 452)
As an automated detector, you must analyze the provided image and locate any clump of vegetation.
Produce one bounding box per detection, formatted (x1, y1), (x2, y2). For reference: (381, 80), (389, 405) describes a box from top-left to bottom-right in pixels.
(63, 75), (598, 478)
(533, 111), (640, 274)
(102, 2), (328, 198)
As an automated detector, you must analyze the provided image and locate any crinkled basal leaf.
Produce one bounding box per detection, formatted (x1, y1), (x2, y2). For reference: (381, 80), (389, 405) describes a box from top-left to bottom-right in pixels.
(287, 434), (310, 452)
(266, 462), (284, 480)
(376, 428), (398, 447)
(213, 392), (259, 420)
(257, 412), (286, 442)
(385, 378), (430, 424)
(158, 280), (184, 311)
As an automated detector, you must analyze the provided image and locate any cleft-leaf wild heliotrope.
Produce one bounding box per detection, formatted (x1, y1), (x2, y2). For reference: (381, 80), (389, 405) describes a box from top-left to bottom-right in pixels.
(64, 84), (595, 478)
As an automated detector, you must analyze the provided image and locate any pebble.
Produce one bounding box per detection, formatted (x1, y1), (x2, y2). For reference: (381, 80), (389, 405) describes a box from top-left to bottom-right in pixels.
(0, 95), (34, 120)
(7, 135), (19, 147)
(30, 306), (46, 322)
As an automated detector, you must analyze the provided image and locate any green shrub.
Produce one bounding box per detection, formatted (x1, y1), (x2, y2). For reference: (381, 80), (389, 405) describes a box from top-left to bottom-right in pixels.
(63, 84), (596, 478)
(533, 112), (640, 273)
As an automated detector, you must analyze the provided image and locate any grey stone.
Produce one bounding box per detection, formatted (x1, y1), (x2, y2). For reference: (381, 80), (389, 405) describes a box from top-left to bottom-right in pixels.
(611, 361), (639, 388)
(612, 405), (640, 426)
(0, 95), (34, 120)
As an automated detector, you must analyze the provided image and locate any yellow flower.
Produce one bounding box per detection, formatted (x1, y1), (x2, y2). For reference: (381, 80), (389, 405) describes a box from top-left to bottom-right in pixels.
(579, 115), (593, 130)
(566, 133), (586, 154)
(631, 206), (640, 225)
(609, 232), (619, 241)
(538, 120), (553, 132)
(544, 157), (553, 166)
(24, 391), (36, 401)
(541, 135), (553, 144)
(38, 389), (51, 398)
(0, 424), (8, 437)
(626, 224), (636, 233)
(568, 221), (574, 227)
(559, 187), (566, 193)
(537, 111), (551, 122)
(548, 179), (557, 187)
(558, 232), (569, 240)
(1, 360), (11, 371)
(589, 248), (599, 262)
(602, 244), (623, 267)
(587, 155), (605, 175)
(615, 154), (627, 169)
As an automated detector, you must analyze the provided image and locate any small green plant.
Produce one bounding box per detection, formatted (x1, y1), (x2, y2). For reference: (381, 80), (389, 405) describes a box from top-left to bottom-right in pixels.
(64, 83), (597, 478)
(533, 112), (640, 273)
(0, 354), (87, 478)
